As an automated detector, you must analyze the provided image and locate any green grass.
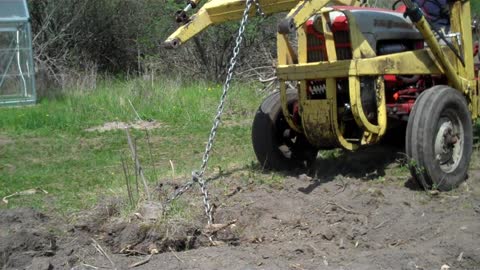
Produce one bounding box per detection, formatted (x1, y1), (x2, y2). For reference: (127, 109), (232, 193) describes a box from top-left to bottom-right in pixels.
(0, 78), (263, 214)
(2, 77), (479, 215)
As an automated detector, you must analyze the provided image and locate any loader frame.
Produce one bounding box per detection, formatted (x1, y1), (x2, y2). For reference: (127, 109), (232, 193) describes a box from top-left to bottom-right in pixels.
(164, 0), (479, 151)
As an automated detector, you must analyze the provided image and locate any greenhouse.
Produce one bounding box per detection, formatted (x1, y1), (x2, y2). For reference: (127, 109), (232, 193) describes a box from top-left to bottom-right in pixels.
(0, 0), (35, 106)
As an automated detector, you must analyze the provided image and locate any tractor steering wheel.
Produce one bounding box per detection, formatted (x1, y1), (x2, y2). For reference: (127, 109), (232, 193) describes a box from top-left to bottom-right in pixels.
(392, 0), (403, 10)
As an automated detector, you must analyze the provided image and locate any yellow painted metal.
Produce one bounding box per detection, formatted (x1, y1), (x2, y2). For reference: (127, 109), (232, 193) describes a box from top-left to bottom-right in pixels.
(412, 17), (463, 91)
(450, 1), (475, 81)
(348, 77), (378, 134)
(301, 99), (339, 148)
(321, 11), (337, 61)
(165, 0), (478, 150)
(297, 23), (308, 63)
(299, 9), (343, 149)
(165, 0), (301, 46)
(284, 0), (360, 30)
(343, 9), (386, 140)
(450, 0), (478, 119)
(297, 8), (358, 150)
(276, 49), (446, 80)
(278, 25), (309, 133)
(190, 0), (202, 6)
(277, 34), (298, 65)
(300, 79), (358, 150)
(286, 4), (387, 148)
(277, 31), (300, 132)
(166, 8), (212, 46)
(342, 10), (375, 58)
(477, 70), (480, 119)
(279, 81), (302, 133)
(326, 78), (359, 150)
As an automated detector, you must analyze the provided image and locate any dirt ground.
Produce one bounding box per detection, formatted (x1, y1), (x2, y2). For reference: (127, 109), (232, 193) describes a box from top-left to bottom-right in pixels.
(1, 146), (480, 270)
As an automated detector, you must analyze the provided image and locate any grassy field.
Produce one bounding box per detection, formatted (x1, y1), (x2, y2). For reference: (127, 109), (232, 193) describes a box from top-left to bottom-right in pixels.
(1, 78), (479, 216)
(0, 78), (263, 214)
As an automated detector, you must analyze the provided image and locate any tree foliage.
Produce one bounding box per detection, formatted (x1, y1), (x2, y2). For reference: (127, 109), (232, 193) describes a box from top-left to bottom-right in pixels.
(28, 0), (279, 84)
(28, 0), (480, 87)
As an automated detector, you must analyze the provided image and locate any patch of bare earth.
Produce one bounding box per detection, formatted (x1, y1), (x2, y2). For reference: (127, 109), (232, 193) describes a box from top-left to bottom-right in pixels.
(1, 147), (480, 269)
(0, 135), (12, 146)
(85, 120), (162, 132)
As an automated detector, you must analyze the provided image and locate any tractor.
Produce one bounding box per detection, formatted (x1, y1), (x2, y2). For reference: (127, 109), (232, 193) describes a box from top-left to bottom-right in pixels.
(164, 0), (479, 191)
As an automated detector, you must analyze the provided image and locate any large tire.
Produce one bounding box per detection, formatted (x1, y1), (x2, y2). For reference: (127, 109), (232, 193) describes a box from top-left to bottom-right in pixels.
(252, 90), (318, 170)
(406, 85), (473, 191)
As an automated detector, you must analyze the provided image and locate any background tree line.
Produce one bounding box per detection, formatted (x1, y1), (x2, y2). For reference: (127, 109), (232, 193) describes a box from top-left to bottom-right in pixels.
(29, 0), (279, 90)
(28, 0), (480, 91)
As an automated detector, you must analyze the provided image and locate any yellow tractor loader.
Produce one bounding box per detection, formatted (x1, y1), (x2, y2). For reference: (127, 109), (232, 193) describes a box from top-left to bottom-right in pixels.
(164, 0), (479, 191)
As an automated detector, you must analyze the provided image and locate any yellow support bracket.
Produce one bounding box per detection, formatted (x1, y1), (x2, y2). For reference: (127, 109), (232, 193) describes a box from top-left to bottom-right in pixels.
(278, 0), (361, 34)
(343, 9), (386, 139)
(276, 49), (446, 80)
(164, 0), (301, 48)
(279, 81), (302, 133)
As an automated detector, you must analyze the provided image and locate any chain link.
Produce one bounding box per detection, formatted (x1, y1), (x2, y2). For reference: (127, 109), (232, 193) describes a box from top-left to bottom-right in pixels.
(165, 0), (255, 227)
(254, 0), (265, 17)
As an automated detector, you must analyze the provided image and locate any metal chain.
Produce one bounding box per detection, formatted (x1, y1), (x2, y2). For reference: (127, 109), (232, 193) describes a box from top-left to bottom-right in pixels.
(165, 0), (255, 226)
(254, 0), (265, 17)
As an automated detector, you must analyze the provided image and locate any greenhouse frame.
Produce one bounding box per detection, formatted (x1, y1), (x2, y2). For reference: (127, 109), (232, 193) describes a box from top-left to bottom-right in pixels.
(0, 0), (36, 106)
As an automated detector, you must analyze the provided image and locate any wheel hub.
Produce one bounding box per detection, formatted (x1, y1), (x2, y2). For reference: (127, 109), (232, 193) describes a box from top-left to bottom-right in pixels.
(434, 116), (463, 173)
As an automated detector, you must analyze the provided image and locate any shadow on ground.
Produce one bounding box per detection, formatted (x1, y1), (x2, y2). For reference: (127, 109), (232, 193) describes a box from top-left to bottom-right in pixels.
(254, 144), (405, 195)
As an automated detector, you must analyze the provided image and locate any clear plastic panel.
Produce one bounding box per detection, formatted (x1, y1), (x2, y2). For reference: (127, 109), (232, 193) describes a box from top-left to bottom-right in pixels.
(0, 0), (29, 22)
(0, 22), (35, 105)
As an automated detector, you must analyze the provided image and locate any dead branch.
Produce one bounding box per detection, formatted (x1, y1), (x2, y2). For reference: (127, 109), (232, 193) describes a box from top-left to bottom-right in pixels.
(128, 254), (152, 268)
(127, 98), (142, 121)
(80, 264), (99, 269)
(144, 129), (158, 182)
(169, 160), (175, 180)
(91, 238), (116, 270)
(121, 156), (135, 207)
(2, 188), (48, 204)
(373, 219), (391, 230)
(168, 247), (185, 263)
(203, 219), (238, 235)
(326, 201), (363, 215)
(259, 76), (277, 83)
(125, 128), (151, 200)
(333, 179), (348, 196)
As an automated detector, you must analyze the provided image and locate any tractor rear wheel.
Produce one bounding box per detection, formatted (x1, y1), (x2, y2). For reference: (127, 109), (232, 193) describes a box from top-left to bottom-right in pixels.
(252, 90), (318, 170)
(406, 85), (473, 191)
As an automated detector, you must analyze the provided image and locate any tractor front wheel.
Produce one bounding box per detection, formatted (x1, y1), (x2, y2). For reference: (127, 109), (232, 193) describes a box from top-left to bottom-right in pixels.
(406, 85), (473, 191)
(252, 90), (318, 170)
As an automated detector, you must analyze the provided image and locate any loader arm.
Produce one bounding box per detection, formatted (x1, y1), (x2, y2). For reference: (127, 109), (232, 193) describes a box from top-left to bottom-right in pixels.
(163, 0), (363, 49)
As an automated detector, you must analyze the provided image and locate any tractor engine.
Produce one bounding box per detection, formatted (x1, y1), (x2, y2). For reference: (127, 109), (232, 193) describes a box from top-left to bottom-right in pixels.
(304, 7), (436, 132)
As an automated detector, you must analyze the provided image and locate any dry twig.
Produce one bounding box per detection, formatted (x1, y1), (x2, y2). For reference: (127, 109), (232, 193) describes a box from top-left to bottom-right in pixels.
(203, 219), (238, 235)
(128, 254), (152, 268)
(333, 179), (348, 196)
(144, 129), (158, 181)
(373, 219), (391, 230)
(81, 264), (99, 269)
(326, 201), (363, 215)
(125, 128), (151, 200)
(91, 238), (116, 270)
(169, 160), (175, 180)
(121, 156), (135, 207)
(168, 247), (185, 263)
(2, 188), (48, 204)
